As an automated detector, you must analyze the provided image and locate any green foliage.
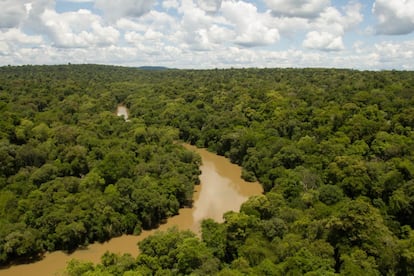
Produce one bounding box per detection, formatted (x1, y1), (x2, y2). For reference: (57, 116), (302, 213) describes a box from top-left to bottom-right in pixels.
(137, 227), (218, 275)
(327, 198), (399, 273)
(318, 185), (344, 205)
(65, 259), (95, 276)
(0, 65), (201, 265)
(2, 65), (414, 274)
(339, 249), (380, 276)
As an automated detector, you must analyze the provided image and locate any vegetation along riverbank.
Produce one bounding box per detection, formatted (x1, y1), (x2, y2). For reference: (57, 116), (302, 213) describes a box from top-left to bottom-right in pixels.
(1, 65), (414, 275)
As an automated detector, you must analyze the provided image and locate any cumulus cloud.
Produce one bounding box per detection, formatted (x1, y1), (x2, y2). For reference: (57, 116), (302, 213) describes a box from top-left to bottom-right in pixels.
(117, 9), (181, 62)
(303, 3), (363, 51)
(116, 18), (147, 32)
(264, 0), (330, 18)
(269, 16), (309, 37)
(174, 0), (280, 50)
(162, 0), (179, 10)
(373, 0), (414, 35)
(116, 10), (176, 34)
(207, 24), (234, 44)
(125, 28), (163, 43)
(0, 0), (29, 28)
(303, 31), (344, 51)
(95, 0), (156, 21)
(195, 0), (222, 13)
(0, 41), (10, 56)
(124, 31), (161, 54)
(138, 10), (178, 29)
(0, 0), (413, 70)
(221, 1), (280, 47)
(22, 0), (56, 33)
(174, 0), (223, 50)
(119, 9), (183, 59)
(60, 0), (94, 2)
(0, 28), (43, 64)
(375, 41), (414, 64)
(41, 9), (119, 48)
(312, 4), (363, 34)
(342, 1), (364, 29)
(1, 28), (43, 45)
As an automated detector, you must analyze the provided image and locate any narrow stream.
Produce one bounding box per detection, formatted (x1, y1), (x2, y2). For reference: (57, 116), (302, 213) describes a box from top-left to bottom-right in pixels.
(116, 105), (129, 121)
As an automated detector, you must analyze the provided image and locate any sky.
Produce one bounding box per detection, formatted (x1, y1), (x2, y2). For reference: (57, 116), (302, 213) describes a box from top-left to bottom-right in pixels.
(1, 0), (414, 69)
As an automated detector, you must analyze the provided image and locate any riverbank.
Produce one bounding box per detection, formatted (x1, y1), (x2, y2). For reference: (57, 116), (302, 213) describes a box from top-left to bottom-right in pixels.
(0, 144), (262, 276)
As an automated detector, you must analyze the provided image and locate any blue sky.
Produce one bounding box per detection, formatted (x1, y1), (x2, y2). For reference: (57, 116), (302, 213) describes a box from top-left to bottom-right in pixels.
(1, 0), (414, 69)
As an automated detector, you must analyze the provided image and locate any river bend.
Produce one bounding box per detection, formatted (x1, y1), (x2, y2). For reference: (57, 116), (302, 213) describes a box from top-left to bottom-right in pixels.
(0, 144), (262, 276)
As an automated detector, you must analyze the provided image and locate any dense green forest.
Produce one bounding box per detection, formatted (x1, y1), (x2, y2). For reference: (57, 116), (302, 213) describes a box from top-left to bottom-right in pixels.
(1, 65), (414, 275)
(0, 65), (201, 264)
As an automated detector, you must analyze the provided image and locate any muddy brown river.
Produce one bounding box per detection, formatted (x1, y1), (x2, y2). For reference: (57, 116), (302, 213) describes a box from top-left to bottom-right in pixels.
(0, 144), (262, 276)
(116, 105), (129, 121)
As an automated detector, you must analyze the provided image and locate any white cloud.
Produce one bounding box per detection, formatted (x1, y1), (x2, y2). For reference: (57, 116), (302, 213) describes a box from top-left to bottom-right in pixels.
(22, 0), (56, 33)
(175, 0), (223, 50)
(119, 10), (177, 50)
(375, 41), (414, 65)
(207, 24), (234, 44)
(125, 28), (163, 43)
(303, 31), (344, 51)
(264, 0), (330, 18)
(139, 10), (178, 29)
(2, 36), (414, 70)
(40, 9), (119, 48)
(0, 0), (413, 70)
(116, 10), (177, 34)
(0, 28), (43, 45)
(373, 0), (414, 35)
(0, 41), (11, 56)
(303, 3), (363, 51)
(95, 0), (156, 21)
(162, 0), (179, 10)
(269, 16), (309, 37)
(312, 5), (363, 34)
(57, 0), (94, 2)
(143, 29), (164, 41)
(342, 1), (364, 29)
(0, 0), (29, 28)
(124, 31), (161, 53)
(221, 1), (280, 47)
(116, 18), (147, 32)
(174, 0), (281, 50)
(195, 0), (222, 13)
(178, 0), (217, 28)
(234, 21), (279, 47)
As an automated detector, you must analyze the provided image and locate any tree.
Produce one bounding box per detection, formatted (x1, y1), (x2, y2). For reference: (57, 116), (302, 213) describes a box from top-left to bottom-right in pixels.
(55, 221), (87, 251)
(137, 228), (197, 271)
(174, 237), (215, 274)
(2, 226), (42, 260)
(65, 259), (95, 276)
(318, 185), (344, 205)
(340, 249), (380, 276)
(98, 151), (133, 184)
(223, 211), (259, 262)
(240, 195), (272, 219)
(327, 198), (398, 274)
(202, 219), (227, 259)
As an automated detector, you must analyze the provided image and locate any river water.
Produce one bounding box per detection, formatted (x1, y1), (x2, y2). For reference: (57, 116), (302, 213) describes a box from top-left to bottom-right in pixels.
(116, 105), (129, 121)
(0, 144), (262, 276)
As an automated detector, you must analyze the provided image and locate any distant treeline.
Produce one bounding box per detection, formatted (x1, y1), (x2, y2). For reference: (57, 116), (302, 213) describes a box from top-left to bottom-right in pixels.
(1, 65), (414, 275)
